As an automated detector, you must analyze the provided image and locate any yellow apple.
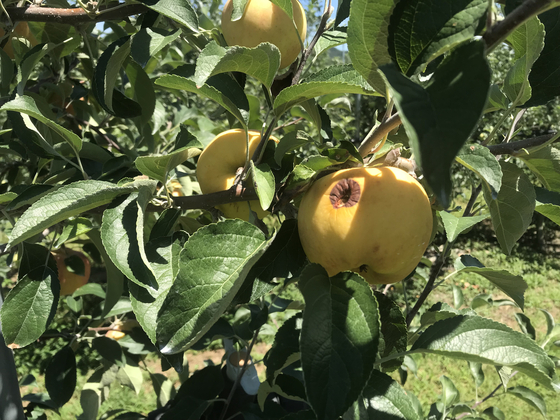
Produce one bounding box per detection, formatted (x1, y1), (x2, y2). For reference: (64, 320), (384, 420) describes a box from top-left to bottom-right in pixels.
(298, 166), (433, 284)
(196, 129), (278, 221)
(53, 251), (91, 296)
(0, 22), (38, 59)
(221, 0), (307, 69)
(105, 330), (126, 341)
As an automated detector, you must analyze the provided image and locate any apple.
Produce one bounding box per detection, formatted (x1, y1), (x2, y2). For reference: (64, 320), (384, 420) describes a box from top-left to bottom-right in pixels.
(297, 166), (433, 284)
(53, 251), (91, 296)
(196, 129), (278, 221)
(0, 22), (38, 59)
(221, 0), (307, 69)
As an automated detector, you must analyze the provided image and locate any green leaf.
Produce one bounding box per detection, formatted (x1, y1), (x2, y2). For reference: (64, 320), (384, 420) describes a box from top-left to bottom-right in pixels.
(156, 220), (273, 354)
(8, 180), (134, 247)
(389, 0), (487, 75)
(101, 189), (158, 290)
(125, 60), (156, 121)
(0, 266), (59, 347)
(482, 161), (535, 255)
(535, 187), (560, 227)
(156, 72), (249, 128)
(117, 364), (144, 395)
(455, 254), (527, 309)
(456, 144), (502, 197)
(374, 291), (407, 373)
(264, 313), (302, 383)
(139, 0), (198, 32)
(274, 130), (312, 165)
(515, 313), (536, 340)
(0, 49), (14, 96)
(131, 28), (181, 68)
(469, 362), (485, 388)
(508, 386), (547, 418)
(45, 346), (76, 407)
(299, 265), (380, 420)
(270, 0), (293, 20)
(439, 211), (489, 243)
(230, 0), (249, 21)
(314, 29), (347, 60)
(525, 8), (560, 107)
(440, 375), (460, 406)
(347, 0), (395, 93)
(250, 162), (275, 211)
(87, 229), (124, 317)
(130, 232), (188, 343)
(55, 217), (93, 248)
(193, 41), (280, 89)
(411, 315), (560, 391)
(135, 146), (201, 184)
(0, 191), (17, 204)
(1, 95), (82, 153)
(274, 78), (375, 117)
(381, 40), (490, 207)
(503, 16), (545, 105)
(5, 184), (54, 211)
(485, 84), (510, 112)
(519, 145), (560, 192)
(343, 370), (420, 420)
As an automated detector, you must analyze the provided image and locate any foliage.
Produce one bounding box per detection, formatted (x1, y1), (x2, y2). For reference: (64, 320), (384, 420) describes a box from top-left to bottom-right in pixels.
(1, 0), (560, 419)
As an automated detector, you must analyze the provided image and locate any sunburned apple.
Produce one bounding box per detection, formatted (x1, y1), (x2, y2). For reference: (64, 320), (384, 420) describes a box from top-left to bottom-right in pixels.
(298, 166), (433, 284)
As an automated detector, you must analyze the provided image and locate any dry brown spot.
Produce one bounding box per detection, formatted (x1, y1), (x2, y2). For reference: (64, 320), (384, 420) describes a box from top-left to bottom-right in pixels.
(330, 179), (361, 209)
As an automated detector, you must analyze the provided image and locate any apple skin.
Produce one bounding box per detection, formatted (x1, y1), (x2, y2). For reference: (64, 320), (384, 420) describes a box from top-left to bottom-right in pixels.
(54, 251), (91, 296)
(221, 0), (307, 69)
(196, 129), (278, 221)
(0, 22), (38, 59)
(297, 166), (433, 284)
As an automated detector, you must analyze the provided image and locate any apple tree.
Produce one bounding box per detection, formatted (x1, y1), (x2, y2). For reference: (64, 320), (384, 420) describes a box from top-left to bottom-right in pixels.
(1, 0), (560, 419)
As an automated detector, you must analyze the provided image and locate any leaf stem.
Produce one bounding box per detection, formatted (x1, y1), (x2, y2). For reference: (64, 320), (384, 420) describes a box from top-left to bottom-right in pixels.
(358, 113), (402, 157)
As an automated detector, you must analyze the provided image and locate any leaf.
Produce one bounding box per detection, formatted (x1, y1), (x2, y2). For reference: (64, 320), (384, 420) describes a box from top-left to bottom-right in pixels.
(274, 78), (375, 117)
(299, 265), (380, 420)
(117, 364), (144, 395)
(0, 266), (59, 347)
(519, 145), (560, 192)
(455, 254), (527, 309)
(469, 362), (485, 388)
(135, 146), (201, 184)
(230, 0), (249, 21)
(251, 162), (275, 211)
(482, 161), (535, 255)
(131, 28), (181, 68)
(314, 29), (348, 59)
(1, 95), (82, 153)
(343, 370), (420, 420)
(193, 41), (280, 89)
(125, 60), (156, 121)
(440, 375), (460, 406)
(92, 337), (126, 367)
(270, 0), (293, 20)
(8, 180), (135, 248)
(156, 220), (273, 354)
(45, 347), (77, 407)
(411, 315), (560, 391)
(55, 217), (93, 248)
(139, 0), (198, 32)
(101, 189), (158, 290)
(525, 7), (560, 107)
(381, 40), (490, 207)
(5, 184), (54, 211)
(389, 0), (487, 75)
(264, 313), (302, 383)
(150, 373), (176, 408)
(508, 386), (547, 418)
(439, 211), (489, 243)
(347, 0), (395, 93)
(156, 71), (249, 128)
(515, 313), (536, 340)
(87, 229), (124, 317)
(456, 144), (502, 197)
(374, 291), (407, 373)
(502, 16), (545, 105)
(130, 232), (188, 343)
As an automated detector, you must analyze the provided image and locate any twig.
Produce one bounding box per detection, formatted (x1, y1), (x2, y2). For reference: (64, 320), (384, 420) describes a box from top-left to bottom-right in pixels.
(4, 4), (150, 24)
(218, 328), (261, 420)
(358, 113), (402, 157)
(483, 0), (559, 52)
(291, 0), (332, 86)
(486, 133), (557, 155)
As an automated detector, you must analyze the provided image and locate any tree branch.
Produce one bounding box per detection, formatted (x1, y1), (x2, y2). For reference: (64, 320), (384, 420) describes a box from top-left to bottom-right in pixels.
(4, 4), (149, 24)
(483, 0), (560, 51)
(358, 113), (402, 157)
(486, 133), (557, 155)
